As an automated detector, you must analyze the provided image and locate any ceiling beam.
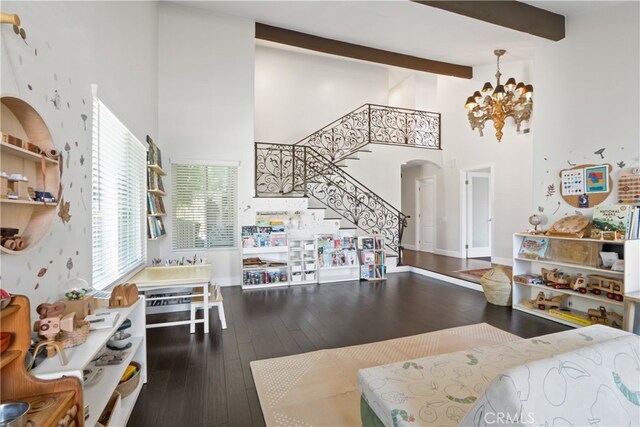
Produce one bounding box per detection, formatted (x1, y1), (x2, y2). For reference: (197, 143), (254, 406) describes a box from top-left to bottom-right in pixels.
(413, 1), (565, 41)
(255, 23), (473, 79)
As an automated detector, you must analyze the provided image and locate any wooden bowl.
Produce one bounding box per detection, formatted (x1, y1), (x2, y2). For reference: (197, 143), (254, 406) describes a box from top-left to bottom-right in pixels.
(0, 332), (12, 353)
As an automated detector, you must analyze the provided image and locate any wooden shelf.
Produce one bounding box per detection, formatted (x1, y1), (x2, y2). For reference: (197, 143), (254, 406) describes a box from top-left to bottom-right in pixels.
(147, 188), (165, 196)
(1, 141), (59, 164)
(0, 198), (57, 207)
(0, 305), (20, 320)
(147, 163), (166, 176)
(147, 212), (166, 217)
(0, 350), (21, 368)
(243, 246), (288, 255)
(514, 232), (626, 245)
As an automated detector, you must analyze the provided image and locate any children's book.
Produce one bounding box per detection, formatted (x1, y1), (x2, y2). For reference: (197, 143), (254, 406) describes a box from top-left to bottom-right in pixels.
(591, 205), (632, 240)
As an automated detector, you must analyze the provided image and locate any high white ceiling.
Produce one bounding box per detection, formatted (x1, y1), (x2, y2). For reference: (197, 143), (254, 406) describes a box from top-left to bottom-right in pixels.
(176, 0), (610, 67)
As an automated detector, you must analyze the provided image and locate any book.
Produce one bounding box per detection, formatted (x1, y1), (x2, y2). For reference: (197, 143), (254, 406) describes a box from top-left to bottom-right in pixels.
(591, 204), (632, 240)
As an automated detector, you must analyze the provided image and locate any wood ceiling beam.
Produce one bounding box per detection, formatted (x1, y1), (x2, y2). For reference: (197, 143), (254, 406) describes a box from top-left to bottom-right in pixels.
(255, 23), (473, 79)
(413, 1), (565, 41)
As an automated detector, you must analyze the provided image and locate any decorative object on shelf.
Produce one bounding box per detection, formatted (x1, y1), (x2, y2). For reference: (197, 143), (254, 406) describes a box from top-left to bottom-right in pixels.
(527, 214), (544, 234)
(57, 319), (90, 349)
(591, 204), (632, 240)
(109, 283), (139, 307)
(521, 291), (565, 311)
(464, 49), (533, 142)
(479, 265), (513, 306)
(587, 275), (624, 302)
(115, 361), (142, 398)
(0, 12), (27, 43)
(587, 306), (623, 329)
(546, 214), (591, 238)
(518, 236), (549, 260)
(559, 164), (613, 208)
(513, 274), (544, 285)
(0, 288), (11, 309)
(32, 303), (75, 365)
(541, 268), (571, 288)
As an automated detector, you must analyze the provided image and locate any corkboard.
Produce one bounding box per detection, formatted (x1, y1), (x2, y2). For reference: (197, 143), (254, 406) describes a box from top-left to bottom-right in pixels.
(559, 163), (612, 208)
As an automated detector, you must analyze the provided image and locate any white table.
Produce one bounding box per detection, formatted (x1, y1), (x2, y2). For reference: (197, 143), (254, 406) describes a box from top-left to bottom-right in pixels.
(131, 265), (212, 334)
(624, 291), (640, 333)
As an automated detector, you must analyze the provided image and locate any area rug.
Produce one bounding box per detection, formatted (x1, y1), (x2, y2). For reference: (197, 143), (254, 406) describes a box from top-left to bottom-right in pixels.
(455, 268), (493, 278)
(251, 323), (520, 427)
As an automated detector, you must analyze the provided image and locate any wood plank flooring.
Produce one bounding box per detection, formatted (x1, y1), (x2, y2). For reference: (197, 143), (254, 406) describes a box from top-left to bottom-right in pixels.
(403, 249), (500, 284)
(127, 272), (569, 427)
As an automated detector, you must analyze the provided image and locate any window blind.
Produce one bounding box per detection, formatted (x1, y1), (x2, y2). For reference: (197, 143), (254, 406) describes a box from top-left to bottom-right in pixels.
(172, 163), (238, 250)
(92, 98), (146, 290)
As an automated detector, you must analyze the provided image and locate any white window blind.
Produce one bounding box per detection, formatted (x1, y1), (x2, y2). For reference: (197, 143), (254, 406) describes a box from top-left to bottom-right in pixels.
(92, 98), (146, 290)
(172, 163), (238, 250)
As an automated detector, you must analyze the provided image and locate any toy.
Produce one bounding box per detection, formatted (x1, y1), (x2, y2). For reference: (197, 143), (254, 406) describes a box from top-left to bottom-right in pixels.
(109, 283), (139, 307)
(587, 275), (624, 301)
(587, 306), (623, 329)
(32, 302), (74, 365)
(541, 268), (571, 289)
(513, 274), (544, 285)
(521, 291), (565, 311)
(569, 274), (588, 294)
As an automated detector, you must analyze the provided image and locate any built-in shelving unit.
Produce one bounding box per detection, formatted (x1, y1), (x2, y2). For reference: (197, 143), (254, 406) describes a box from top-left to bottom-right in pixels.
(146, 136), (166, 240)
(1, 97), (61, 254)
(358, 235), (386, 281)
(288, 237), (318, 285)
(512, 233), (640, 331)
(32, 297), (147, 426)
(241, 225), (289, 290)
(317, 234), (359, 284)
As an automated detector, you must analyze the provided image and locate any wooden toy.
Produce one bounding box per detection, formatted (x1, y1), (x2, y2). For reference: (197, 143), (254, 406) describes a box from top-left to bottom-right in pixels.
(587, 275), (624, 301)
(545, 215), (591, 238)
(569, 274), (588, 294)
(587, 306), (623, 329)
(32, 303), (75, 365)
(109, 283), (139, 307)
(541, 268), (571, 289)
(522, 291), (565, 311)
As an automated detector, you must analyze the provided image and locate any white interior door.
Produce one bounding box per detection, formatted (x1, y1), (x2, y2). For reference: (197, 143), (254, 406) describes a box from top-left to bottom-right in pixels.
(418, 177), (436, 252)
(466, 172), (491, 258)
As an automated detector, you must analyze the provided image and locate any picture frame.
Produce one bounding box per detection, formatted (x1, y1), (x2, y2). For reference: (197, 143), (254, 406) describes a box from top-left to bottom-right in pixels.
(584, 165), (609, 194)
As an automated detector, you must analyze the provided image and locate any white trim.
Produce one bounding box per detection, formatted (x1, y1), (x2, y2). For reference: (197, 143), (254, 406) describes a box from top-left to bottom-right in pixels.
(416, 176), (437, 253)
(491, 256), (513, 266)
(387, 265), (411, 273)
(460, 164), (495, 259)
(409, 266), (483, 292)
(403, 244), (418, 251)
(434, 248), (464, 258)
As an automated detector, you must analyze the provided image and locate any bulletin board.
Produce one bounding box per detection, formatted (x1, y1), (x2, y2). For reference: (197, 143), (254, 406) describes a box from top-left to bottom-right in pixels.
(559, 163), (612, 208)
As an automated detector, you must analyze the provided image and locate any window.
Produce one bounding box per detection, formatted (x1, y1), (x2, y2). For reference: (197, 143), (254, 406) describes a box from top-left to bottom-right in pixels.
(92, 98), (146, 290)
(172, 163), (238, 250)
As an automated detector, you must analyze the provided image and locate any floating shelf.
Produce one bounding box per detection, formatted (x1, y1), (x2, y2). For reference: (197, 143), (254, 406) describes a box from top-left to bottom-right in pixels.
(147, 163), (166, 176)
(1, 141), (59, 164)
(147, 188), (165, 196)
(0, 198), (57, 207)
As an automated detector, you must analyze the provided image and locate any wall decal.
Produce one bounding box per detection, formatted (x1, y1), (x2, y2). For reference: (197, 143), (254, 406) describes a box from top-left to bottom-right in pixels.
(53, 73), (57, 81)
(79, 188), (86, 210)
(49, 260), (53, 264)
(69, 182), (72, 188)
(617, 161), (626, 168)
(27, 262), (32, 271)
(75, 251), (78, 256)
(546, 184), (555, 199)
(34, 48), (37, 55)
(67, 102), (70, 109)
(46, 41), (51, 49)
(567, 160), (576, 166)
(74, 141), (78, 147)
(64, 142), (70, 168)
(66, 257), (73, 278)
(81, 114), (87, 130)
(553, 202), (561, 214)
(79, 154), (84, 165)
(27, 84), (32, 90)
(37, 267), (47, 277)
(538, 206), (544, 213)
(58, 198), (71, 224)
(19, 55), (22, 65)
(594, 148), (605, 159)
(58, 248), (63, 255)
(34, 283), (39, 290)
(60, 120), (63, 128)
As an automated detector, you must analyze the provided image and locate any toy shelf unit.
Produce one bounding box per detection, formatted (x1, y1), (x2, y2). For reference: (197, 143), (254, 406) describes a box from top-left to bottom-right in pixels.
(241, 225), (289, 290)
(512, 233), (640, 331)
(31, 297), (147, 427)
(1, 97), (61, 254)
(288, 237), (318, 285)
(146, 136), (166, 240)
(358, 235), (386, 281)
(317, 235), (359, 284)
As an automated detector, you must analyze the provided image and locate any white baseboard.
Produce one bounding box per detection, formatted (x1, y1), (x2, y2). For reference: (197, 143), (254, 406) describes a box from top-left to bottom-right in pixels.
(491, 256), (513, 266)
(409, 266), (482, 292)
(387, 265), (411, 273)
(434, 248), (463, 258)
(403, 244), (418, 251)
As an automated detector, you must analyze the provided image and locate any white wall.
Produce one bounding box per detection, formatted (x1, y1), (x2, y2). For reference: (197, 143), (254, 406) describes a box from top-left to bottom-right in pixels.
(255, 45), (389, 143)
(532, 2), (640, 223)
(1, 1), (158, 314)
(401, 161), (442, 249)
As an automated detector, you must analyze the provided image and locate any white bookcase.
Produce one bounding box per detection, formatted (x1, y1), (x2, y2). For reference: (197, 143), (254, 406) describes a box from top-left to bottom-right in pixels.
(512, 233), (640, 330)
(242, 245), (289, 290)
(358, 235), (386, 281)
(32, 297), (147, 426)
(288, 237), (318, 285)
(317, 234), (359, 284)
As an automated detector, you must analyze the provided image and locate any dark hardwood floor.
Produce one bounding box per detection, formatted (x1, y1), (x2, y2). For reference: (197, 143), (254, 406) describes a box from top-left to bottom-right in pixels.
(127, 272), (569, 427)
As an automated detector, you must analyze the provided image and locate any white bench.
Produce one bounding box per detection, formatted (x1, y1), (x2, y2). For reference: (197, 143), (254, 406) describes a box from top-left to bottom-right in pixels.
(190, 284), (226, 332)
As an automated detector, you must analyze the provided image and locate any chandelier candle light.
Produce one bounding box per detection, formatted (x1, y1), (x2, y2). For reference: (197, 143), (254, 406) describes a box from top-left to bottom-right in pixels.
(464, 49), (533, 142)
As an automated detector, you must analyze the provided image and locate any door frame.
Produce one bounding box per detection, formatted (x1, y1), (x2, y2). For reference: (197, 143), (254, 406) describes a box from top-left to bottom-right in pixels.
(415, 176), (437, 253)
(459, 164), (494, 259)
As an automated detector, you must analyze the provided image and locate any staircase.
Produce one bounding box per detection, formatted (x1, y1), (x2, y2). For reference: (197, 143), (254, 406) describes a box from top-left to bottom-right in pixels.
(254, 104), (441, 263)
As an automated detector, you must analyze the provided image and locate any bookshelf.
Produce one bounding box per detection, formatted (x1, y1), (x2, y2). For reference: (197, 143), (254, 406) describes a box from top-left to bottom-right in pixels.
(358, 235), (386, 281)
(241, 225), (289, 290)
(288, 237), (318, 285)
(317, 234), (359, 283)
(146, 136), (166, 240)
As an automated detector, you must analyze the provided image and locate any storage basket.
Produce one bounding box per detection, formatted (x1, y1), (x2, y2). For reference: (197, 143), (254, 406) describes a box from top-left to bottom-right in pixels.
(480, 266), (513, 306)
(58, 320), (90, 348)
(116, 361), (141, 398)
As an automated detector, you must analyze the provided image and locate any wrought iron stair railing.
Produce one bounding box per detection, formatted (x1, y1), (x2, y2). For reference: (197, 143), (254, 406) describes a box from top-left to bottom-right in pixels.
(255, 143), (408, 255)
(294, 103), (441, 162)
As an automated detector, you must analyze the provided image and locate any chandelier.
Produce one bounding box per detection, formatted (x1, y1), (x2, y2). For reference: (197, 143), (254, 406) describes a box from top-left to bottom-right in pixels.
(464, 49), (533, 142)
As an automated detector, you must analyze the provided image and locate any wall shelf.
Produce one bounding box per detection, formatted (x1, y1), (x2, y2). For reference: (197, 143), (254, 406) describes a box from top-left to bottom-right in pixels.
(1, 141), (59, 164)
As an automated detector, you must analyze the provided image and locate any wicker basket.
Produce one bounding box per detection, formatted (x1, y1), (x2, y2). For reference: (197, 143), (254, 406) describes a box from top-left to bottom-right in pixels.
(480, 266), (513, 306)
(116, 362), (141, 398)
(58, 320), (90, 348)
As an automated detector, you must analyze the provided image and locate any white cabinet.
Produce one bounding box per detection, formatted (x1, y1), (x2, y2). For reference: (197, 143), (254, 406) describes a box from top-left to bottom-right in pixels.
(32, 297), (147, 426)
(512, 233), (640, 330)
(357, 235), (386, 281)
(288, 237), (318, 285)
(317, 235), (359, 284)
(242, 246), (289, 290)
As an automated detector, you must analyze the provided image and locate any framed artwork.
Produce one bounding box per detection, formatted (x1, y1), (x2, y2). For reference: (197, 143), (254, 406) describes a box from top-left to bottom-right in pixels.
(584, 165), (609, 193)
